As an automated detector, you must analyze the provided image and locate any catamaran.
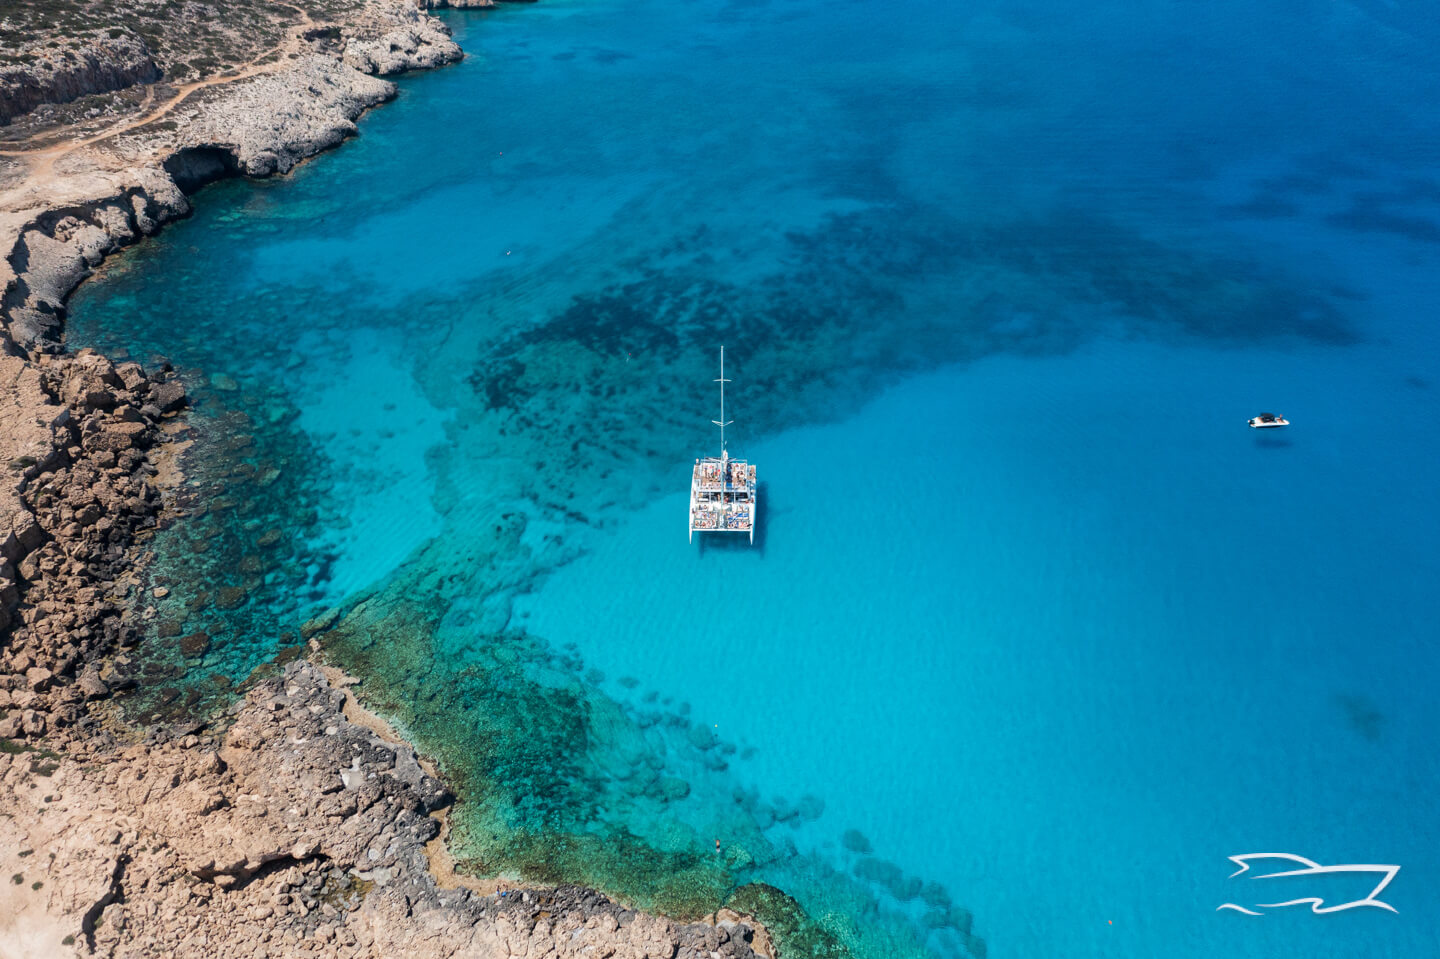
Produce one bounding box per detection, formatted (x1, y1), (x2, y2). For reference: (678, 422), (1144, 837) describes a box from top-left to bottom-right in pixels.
(689, 347), (757, 544)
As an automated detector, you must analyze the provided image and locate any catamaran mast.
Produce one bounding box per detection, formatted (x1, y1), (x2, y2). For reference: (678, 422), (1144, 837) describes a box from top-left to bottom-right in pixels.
(712, 346), (733, 457)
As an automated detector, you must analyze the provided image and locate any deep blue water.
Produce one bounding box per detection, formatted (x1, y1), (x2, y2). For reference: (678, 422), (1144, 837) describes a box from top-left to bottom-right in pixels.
(67, 0), (1440, 956)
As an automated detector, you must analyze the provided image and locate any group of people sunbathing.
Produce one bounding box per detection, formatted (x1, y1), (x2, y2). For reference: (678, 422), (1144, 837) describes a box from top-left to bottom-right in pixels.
(692, 460), (756, 491)
(693, 462), (726, 489)
(690, 501), (753, 530)
(691, 458), (756, 532)
(729, 462), (755, 488)
(723, 509), (753, 530)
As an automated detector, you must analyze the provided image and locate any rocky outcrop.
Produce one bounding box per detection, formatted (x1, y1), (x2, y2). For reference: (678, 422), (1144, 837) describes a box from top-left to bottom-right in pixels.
(343, 9), (464, 76)
(422, 1), (500, 12)
(0, 3), (463, 650)
(0, 32), (160, 126)
(0, 661), (771, 959)
(183, 55), (399, 175)
(2, 168), (190, 349)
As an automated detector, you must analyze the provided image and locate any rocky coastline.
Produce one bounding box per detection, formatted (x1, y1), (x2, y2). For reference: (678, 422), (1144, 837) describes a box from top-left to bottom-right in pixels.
(0, 3), (771, 956)
(1, 657), (770, 959)
(2, 0), (462, 353)
(0, 0), (457, 739)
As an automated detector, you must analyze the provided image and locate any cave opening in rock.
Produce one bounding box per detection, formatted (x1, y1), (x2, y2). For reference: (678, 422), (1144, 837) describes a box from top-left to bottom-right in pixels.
(163, 146), (241, 195)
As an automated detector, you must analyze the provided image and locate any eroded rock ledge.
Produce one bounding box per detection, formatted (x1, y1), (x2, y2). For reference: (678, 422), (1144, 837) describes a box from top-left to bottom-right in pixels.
(0, 661), (771, 959)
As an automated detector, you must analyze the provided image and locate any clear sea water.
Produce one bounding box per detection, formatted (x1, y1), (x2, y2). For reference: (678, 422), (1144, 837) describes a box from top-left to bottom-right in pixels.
(66, 0), (1440, 956)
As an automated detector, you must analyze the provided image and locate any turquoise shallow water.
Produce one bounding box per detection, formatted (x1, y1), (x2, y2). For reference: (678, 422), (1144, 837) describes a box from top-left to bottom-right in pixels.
(67, 0), (1440, 955)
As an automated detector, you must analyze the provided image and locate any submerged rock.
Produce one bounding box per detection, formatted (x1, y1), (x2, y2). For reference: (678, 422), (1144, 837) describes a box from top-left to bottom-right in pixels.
(179, 632), (211, 657)
(687, 724), (718, 751)
(890, 876), (923, 902)
(853, 856), (903, 886)
(215, 586), (247, 610)
(920, 880), (952, 909)
(657, 776), (691, 802)
(301, 607), (341, 639)
(795, 794), (825, 821)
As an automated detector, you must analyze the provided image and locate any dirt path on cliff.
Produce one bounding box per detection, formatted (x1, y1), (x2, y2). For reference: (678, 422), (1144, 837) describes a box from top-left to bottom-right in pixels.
(0, 2), (317, 181)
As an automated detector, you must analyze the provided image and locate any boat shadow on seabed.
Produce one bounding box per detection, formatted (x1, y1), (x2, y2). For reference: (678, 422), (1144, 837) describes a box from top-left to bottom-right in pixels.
(1254, 436), (1293, 450)
(698, 480), (770, 558)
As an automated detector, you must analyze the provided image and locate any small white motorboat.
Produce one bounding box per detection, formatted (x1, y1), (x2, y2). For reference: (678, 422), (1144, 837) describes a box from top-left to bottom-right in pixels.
(1248, 412), (1289, 428)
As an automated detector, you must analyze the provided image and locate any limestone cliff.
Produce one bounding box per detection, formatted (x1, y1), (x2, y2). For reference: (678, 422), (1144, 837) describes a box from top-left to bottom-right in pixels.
(0, 31), (160, 126)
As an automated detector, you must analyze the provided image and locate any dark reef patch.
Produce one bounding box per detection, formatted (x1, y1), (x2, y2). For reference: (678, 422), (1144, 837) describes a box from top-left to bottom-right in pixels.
(1220, 193), (1300, 220)
(1327, 206), (1440, 245)
(590, 48), (635, 64)
(467, 202), (1359, 494)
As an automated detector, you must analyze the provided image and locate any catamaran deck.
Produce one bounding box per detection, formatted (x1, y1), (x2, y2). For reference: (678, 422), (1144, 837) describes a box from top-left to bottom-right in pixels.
(689, 454), (757, 543)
